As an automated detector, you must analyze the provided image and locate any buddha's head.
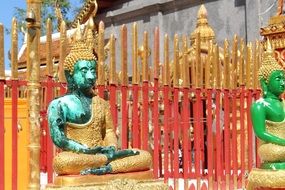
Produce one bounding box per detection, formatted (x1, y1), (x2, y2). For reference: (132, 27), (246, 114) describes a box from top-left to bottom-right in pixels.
(64, 40), (97, 94)
(259, 43), (285, 98)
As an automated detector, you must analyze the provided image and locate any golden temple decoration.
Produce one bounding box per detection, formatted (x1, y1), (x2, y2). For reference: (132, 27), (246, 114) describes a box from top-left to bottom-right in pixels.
(223, 39), (230, 88)
(54, 0), (64, 31)
(182, 35), (189, 87)
(109, 34), (116, 84)
(173, 34), (179, 88)
(246, 43), (252, 88)
(195, 32), (201, 88)
(132, 23), (139, 84)
(260, 0), (285, 68)
(163, 34), (170, 86)
(232, 35), (238, 88)
(11, 17), (18, 79)
(238, 38), (245, 85)
(120, 25), (128, 86)
(142, 32), (149, 82)
(153, 27), (160, 79)
(26, 0), (42, 189)
(85, 18), (95, 51)
(190, 4), (215, 47)
(97, 21), (105, 85)
(168, 4), (219, 88)
(46, 18), (53, 76)
(277, 0), (284, 16)
(46, 178), (168, 190)
(71, 0), (98, 28)
(59, 21), (67, 82)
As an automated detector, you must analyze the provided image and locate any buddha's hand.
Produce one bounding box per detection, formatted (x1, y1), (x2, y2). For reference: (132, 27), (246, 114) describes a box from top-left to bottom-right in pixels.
(101, 146), (140, 162)
(81, 146), (104, 154)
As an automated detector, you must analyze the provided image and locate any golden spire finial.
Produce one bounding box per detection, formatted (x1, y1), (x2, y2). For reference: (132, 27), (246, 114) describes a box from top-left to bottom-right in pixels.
(75, 21), (82, 41)
(85, 17), (95, 51)
(190, 4), (215, 45)
(197, 4), (207, 20)
(87, 17), (94, 29)
(197, 4), (208, 27)
(265, 38), (273, 55)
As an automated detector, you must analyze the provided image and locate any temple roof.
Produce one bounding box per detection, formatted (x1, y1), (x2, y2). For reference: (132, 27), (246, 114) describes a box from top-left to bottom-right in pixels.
(260, 1), (285, 50)
(260, 15), (285, 37)
(17, 30), (75, 69)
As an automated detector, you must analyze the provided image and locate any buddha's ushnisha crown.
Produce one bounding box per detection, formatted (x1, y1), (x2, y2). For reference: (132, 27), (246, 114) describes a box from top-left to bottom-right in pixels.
(64, 19), (96, 75)
(258, 39), (284, 82)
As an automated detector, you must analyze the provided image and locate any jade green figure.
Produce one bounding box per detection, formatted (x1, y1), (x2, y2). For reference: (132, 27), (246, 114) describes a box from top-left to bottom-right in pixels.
(47, 40), (152, 175)
(251, 44), (285, 170)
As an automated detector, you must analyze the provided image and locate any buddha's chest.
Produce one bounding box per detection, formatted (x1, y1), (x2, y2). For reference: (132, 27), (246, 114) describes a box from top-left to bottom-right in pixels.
(66, 98), (92, 124)
(64, 98), (107, 147)
(266, 102), (285, 122)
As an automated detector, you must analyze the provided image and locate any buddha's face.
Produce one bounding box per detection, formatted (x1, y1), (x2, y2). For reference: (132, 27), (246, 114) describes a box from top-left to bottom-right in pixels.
(267, 70), (285, 97)
(73, 60), (96, 91)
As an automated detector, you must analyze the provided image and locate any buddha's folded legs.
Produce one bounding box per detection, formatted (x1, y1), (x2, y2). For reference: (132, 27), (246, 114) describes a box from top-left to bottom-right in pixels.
(53, 149), (152, 175)
(109, 149), (152, 173)
(258, 143), (285, 169)
(258, 143), (285, 162)
(53, 151), (108, 175)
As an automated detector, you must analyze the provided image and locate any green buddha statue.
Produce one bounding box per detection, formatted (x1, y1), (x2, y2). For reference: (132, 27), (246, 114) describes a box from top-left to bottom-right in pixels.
(251, 44), (285, 170)
(247, 42), (285, 190)
(47, 40), (152, 176)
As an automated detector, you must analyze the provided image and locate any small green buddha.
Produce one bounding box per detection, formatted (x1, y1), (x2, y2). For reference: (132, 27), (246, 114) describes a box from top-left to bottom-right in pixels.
(47, 40), (152, 175)
(251, 42), (285, 170)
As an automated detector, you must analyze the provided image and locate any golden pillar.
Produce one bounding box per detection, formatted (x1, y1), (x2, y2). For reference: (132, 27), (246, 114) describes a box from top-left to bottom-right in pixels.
(26, 0), (42, 189)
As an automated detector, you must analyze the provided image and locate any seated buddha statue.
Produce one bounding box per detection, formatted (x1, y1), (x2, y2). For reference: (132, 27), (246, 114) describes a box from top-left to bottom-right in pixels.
(47, 40), (152, 176)
(251, 42), (285, 170)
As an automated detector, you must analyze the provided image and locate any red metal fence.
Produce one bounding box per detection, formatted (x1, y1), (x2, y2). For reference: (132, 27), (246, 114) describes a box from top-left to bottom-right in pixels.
(0, 78), (261, 189)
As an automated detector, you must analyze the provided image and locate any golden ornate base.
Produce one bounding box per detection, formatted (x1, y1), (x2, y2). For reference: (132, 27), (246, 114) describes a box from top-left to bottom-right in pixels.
(53, 170), (153, 186)
(46, 179), (167, 190)
(45, 170), (168, 189)
(247, 168), (285, 190)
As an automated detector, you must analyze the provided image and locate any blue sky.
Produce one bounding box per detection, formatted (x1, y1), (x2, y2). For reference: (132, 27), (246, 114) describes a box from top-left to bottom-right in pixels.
(0, 1), (26, 69)
(0, 1), (81, 70)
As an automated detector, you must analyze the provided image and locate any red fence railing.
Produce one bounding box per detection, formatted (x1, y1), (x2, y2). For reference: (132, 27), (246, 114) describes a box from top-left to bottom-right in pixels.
(0, 79), (261, 189)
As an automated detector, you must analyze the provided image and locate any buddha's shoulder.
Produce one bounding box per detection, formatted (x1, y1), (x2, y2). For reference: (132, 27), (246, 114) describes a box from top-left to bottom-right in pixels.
(92, 96), (109, 107)
(251, 98), (269, 110)
(48, 94), (78, 108)
(251, 97), (283, 112)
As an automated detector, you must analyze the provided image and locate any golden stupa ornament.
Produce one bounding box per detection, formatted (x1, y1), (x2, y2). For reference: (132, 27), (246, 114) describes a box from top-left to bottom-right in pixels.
(190, 4), (215, 46)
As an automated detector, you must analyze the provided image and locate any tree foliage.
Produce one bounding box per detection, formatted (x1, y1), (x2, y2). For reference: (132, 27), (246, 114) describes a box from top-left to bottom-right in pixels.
(12, 0), (86, 37)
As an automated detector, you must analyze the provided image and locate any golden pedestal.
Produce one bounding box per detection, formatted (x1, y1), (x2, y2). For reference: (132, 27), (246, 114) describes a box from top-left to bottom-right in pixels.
(247, 168), (285, 190)
(45, 170), (168, 190)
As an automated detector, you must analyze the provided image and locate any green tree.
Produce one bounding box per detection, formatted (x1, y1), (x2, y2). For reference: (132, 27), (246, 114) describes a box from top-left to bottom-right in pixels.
(12, 0), (86, 37)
